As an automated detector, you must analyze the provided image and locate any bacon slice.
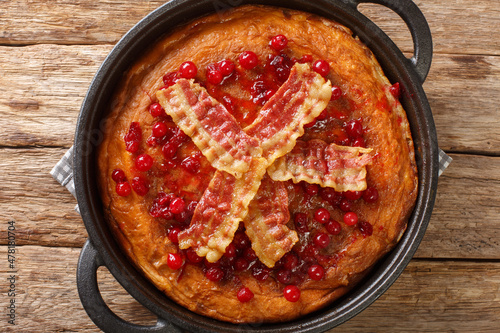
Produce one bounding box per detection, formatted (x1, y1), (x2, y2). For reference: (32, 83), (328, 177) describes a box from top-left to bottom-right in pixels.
(267, 139), (373, 192)
(178, 158), (267, 262)
(244, 63), (331, 164)
(165, 63), (332, 264)
(243, 175), (297, 268)
(156, 79), (262, 179)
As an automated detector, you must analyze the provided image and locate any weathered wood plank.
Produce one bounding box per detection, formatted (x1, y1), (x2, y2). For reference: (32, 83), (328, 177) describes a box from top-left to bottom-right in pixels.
(1, 1), (500, 57)
(0, 148), (87, 247)
(0, 245), (498, 332)
(415, 153), (500, 259)
(358, 1), (500, 56)
(424, 54), (500, 154)
(0, 44), (111, 147)
(1, 45), (500, 153)
(0, 0), (165, 45)
(1, 149), (499, 261)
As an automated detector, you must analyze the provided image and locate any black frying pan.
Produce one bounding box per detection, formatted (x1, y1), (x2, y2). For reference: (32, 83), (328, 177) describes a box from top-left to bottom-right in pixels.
(74, 0), (438, 332)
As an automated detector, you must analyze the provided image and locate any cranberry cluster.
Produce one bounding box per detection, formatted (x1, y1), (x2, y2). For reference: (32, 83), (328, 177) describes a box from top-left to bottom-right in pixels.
(149, 192), (196, 222)
(295, 181), (379, 246)
(114, 32), (382, 304)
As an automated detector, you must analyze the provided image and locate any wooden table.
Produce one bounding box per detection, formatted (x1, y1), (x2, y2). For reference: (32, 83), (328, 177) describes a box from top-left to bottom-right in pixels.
(1, 0), (499, 331)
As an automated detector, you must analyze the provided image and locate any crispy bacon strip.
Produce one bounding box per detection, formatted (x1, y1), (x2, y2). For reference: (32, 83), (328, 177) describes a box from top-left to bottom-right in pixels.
(243, 175), (297, 268)
(170, 63), (332, 264)
(178, 159), (267, 262)
(244, 63), (332, 164)
(267, 139), (373, 192)
(156, 79), (262, 178)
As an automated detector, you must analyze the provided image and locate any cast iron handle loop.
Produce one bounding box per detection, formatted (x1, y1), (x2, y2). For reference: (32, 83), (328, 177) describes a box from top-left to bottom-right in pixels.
(344, 0), (433, 83)
(77, 240), (183, 333)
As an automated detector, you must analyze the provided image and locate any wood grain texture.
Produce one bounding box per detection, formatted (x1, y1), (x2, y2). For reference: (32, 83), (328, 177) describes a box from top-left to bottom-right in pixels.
(415, 153), (500, 259)
(1, 245), (499, 332)
(1, 46), (500, 153)
(1, 0), (499, 57)
(0, 44), (111, 147)
(0, 148), (86, 247)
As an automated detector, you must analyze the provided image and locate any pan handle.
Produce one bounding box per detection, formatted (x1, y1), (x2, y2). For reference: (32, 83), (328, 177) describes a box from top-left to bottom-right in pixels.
(345, 0), (433, 83)
(77, 240), (183, 333)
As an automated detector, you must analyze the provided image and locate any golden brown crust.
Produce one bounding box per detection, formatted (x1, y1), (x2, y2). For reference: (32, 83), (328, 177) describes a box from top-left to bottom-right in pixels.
(97, 5), (417, 323)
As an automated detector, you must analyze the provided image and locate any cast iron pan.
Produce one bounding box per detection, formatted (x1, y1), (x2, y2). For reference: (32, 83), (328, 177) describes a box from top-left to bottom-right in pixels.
(74, 0), (438, 332)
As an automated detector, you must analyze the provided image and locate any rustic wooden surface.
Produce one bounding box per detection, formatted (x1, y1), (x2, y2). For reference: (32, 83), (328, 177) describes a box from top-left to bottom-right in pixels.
(1, 0), (499, 332)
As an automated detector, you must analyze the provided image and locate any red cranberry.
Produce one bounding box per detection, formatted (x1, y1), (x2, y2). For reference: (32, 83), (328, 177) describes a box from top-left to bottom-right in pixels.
(358, 221), (373, 237)
(204, 258), (220, 269)
(160, 207), (173, 220)
(244, 247), (257, 262)
(174, 211), (189, 224)
(124, 122), (142, 153)
(276, 269), (292, 284)
(352, 137), (366, 147)
(308, 264), (325, 281)
(149, 103), (164, 118)
(186, 201), (198, 216)
(169, 197), (185, 214)
(320, 188), (342, 206)
(270, 34), (288, 51)
(146, 136), (157, 147)
(218, 59), (235, 76)
(282, 253), (299, 270)
(313, 232), (330, 248)
(115, 182), (131, 197)
(363, 187), (379, 203)
(294, 213), (309, 233)
(180, 156), (201, 174)
(264, 89), (276, 100)
(167, 253), (183, 270)
(390, 82), (400, 99)
(343, 212), (358, 226)
(179, 61), (197, 79)
(314, 208), (330, 224)
(152, 122), (168, 138)
(224, 243), (237, 258)
(158, 192), (175, 207)
(162, 142), (178, 159)
(343, 190), (363, 201)
(131, 176), (149, 196)
(163, 72), (179, 87)
(345, 119), (363, 139)
(304, 118), (317, 129)
(252, 264), (270, 281)
(207, 68), (223, 85)
(125, 141), (139, 153)
(237, 287), (254, 303)
(206, 267), (224, 282)
(299, 54), (313, 63)
(326, 220), (342, 235)
(303, 243), (319, 258)
(339, 198), (352, 212)
(233, 232), (251, 249)
(331, 85), (342, 100)
(135, 154), (154, 172)
(312, 60), (330, 77)
(111, 169), (126, 182)
(186, 248), (203, 264)
(239, 51), (259, 69)
(303, 183), (319, 196)
(235, 258), (249, 271)
(283, 285), (300, 302)
(168, 227), (181, 244)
